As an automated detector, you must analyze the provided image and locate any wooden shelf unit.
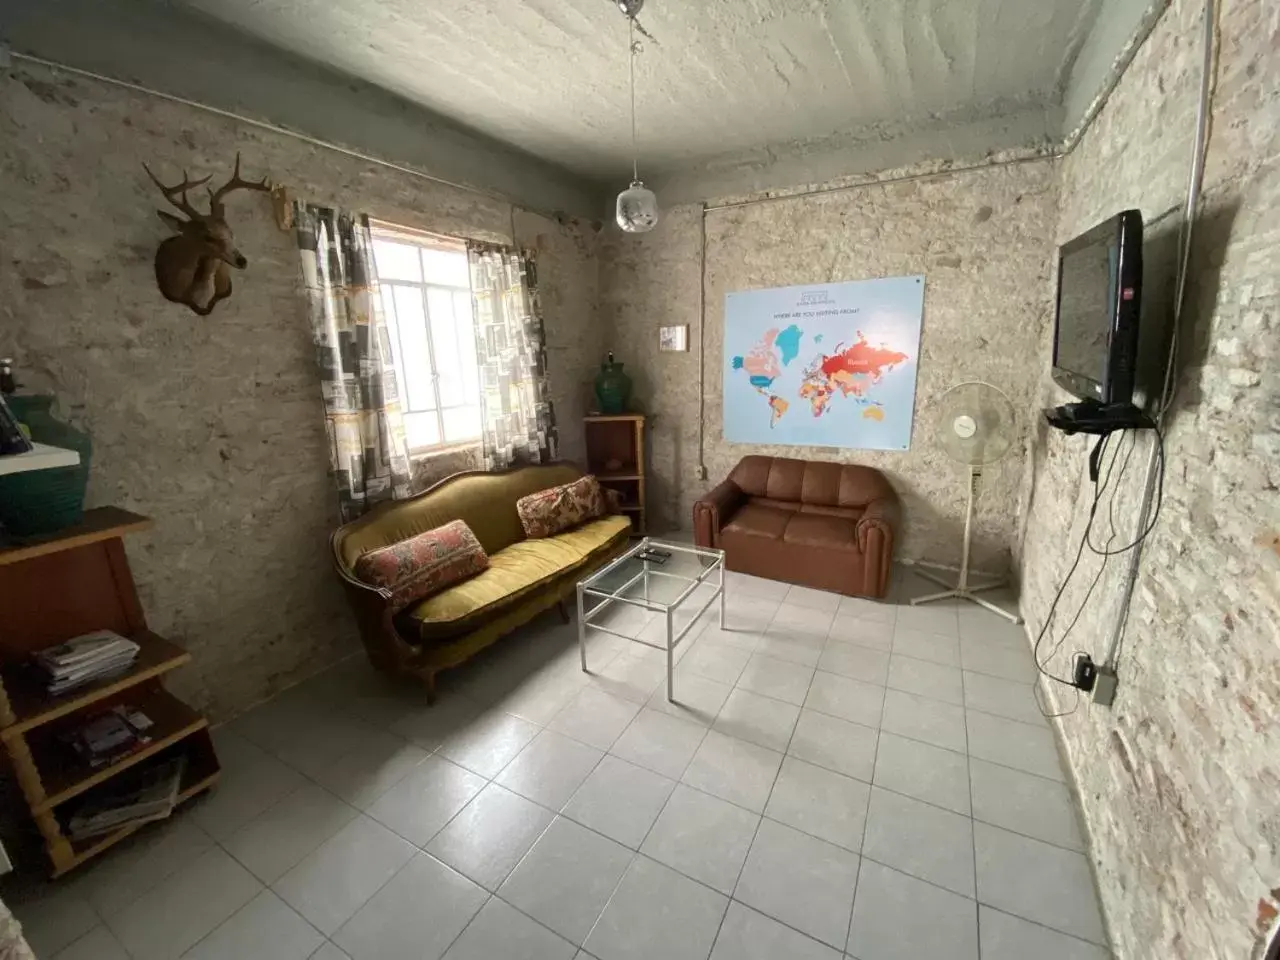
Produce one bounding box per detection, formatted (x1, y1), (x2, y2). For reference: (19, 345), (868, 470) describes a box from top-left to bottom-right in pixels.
(0, 508), (220, 877)
(584, 414), (647, 535)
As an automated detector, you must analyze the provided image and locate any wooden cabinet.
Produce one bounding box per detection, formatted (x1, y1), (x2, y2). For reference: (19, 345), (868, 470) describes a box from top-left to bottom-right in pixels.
(0, 508), (220, 876)
(584, 414), (646, 535)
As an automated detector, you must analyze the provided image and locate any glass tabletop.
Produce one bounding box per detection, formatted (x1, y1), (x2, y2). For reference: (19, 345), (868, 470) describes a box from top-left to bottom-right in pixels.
(580, 538), (724, 612)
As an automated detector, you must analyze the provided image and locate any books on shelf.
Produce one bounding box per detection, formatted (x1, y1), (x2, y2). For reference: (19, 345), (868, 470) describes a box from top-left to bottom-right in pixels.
(59, 705), (155, 768)
(65, 754), (186, 841)
(34, 630), (140, 696)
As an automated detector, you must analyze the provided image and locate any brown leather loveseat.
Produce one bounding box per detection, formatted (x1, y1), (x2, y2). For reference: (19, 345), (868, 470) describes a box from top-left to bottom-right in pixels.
(693, 455), (899, 599)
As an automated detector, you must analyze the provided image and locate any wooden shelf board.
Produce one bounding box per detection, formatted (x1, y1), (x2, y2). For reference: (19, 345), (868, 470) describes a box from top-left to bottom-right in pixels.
(597, 473), (642, 482)
(35, 690), (207, 812)
(54, 768), (220, 877)
(584, 414), (645, 422)
(2, 631), (191, 739)
(0, 507), (151, 567)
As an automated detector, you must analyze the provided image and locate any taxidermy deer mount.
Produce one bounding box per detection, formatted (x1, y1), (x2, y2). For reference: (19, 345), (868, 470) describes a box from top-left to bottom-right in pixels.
(143, 152), (272, 316)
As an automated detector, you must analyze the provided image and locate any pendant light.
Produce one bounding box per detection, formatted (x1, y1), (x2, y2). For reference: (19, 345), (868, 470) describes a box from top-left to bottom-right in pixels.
(615, 3), (659, 233)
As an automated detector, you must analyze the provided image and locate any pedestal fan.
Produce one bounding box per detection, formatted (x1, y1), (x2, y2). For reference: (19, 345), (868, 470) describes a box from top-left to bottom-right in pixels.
(911, 381), (1022, 624)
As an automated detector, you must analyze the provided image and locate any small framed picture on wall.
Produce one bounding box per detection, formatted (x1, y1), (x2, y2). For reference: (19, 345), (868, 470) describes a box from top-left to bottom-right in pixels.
(658, 324), (689, 352)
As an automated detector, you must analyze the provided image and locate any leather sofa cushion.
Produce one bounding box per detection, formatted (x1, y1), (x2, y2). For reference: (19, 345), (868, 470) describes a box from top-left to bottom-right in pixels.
(723, 502), (793, 539)
(783, 513), (858, 550)
(730, 455), (895, 509)
(403, 513), (631, 629)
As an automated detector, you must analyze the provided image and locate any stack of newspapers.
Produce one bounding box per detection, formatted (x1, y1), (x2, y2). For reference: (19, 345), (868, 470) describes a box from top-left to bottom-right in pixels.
(35, 631), (140, 696)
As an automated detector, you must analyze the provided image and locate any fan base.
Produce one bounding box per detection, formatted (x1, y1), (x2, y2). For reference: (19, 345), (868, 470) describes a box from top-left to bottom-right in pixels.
(910, 570), (1022, 624)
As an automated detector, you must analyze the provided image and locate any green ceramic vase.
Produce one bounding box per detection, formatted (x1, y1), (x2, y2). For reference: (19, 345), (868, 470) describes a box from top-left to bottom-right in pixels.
(594, 353), (633, 415)
(0, 395), (93, 536)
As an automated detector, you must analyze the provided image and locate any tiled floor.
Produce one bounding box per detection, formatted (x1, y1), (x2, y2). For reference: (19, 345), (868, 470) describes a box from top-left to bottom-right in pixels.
(6, 564), (1111, 960)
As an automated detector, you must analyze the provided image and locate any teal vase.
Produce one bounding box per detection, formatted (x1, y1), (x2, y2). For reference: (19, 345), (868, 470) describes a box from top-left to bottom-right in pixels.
(594, 353), (633, 415)
(0, 395), (93, 537)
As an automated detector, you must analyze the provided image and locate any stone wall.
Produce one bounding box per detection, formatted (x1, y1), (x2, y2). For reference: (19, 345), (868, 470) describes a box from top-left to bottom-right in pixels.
(599, 162), (1059, 570)
(1018, 0), (1280, 956)
(0, 63), (602, 721)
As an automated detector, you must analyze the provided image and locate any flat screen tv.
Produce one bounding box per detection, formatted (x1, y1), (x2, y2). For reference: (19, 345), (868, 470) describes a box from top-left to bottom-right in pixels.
(1052, 210), (1143, 405)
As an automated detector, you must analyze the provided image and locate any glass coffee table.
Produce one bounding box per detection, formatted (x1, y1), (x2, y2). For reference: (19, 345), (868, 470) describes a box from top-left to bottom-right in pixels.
(576, 537), (726, 702)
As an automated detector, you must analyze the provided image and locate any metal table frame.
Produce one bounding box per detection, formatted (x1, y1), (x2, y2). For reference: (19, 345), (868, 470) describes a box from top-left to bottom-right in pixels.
(576, 537), (726, 702)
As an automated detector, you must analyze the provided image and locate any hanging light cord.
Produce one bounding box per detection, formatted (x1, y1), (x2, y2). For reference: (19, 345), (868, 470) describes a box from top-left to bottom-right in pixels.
(629, 16), (639, 183)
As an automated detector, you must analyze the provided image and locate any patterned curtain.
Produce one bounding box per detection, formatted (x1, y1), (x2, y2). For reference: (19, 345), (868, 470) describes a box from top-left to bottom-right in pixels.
(467, 242), (558, 470)
(295, 203), (412, 522)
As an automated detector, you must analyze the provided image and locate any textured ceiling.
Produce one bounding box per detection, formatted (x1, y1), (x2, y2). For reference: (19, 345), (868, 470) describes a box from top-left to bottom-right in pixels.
(176, 0), (1103, 180)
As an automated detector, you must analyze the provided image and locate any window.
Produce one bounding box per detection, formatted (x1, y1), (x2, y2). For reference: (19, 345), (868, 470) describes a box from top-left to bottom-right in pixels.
(370, 224), (481, 452)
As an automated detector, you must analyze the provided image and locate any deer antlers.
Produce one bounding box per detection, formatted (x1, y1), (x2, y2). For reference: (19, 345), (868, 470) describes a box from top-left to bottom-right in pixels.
(142, 152), (271, 222)
(208, 152), (272, 218)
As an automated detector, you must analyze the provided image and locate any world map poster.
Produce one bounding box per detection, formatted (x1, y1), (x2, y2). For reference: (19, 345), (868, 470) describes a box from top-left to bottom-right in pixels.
(723, 275), (925, 451)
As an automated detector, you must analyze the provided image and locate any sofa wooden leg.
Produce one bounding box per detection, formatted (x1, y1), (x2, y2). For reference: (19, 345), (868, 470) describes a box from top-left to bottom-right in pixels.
(424, 670), (438, 704)
(556, 599), (571, 624)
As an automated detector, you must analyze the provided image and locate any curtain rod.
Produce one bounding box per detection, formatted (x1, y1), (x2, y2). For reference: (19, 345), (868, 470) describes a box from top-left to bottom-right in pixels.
(8, 50), (565, 224)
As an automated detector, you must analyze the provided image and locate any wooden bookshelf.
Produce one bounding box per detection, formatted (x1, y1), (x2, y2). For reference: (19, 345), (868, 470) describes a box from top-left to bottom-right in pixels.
(0, 507), (219, 877)
(585, 414), (647, 535)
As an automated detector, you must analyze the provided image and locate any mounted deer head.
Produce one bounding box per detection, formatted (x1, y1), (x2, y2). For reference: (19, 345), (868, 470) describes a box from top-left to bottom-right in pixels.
(143, 153), (272, 316)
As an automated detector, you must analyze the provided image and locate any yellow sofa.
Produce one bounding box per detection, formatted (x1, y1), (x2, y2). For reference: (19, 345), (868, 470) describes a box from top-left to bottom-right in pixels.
(331, 462), (632, 698)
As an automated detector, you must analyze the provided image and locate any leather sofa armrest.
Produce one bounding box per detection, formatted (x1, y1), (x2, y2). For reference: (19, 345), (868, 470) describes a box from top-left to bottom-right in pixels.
(856, 496), (900, 553)
(693, 479), (744, 549)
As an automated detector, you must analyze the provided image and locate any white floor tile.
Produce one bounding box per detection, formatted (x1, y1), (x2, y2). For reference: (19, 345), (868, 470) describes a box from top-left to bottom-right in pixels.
(498, 817), (634, 945)
(769, 603), (835, 638)
(274, 815), (416, 936)
(725, 572), (790, 602)
(713, 687), (800, 752)
(492, 672), (587, 726)
(783, 585), (842, 612)
(681, 730), (783, 813)
(51, 926), (129, 960)
(835, 596), (897, 626)
(894, 602), (960, 637)
(74, 818), (215, 917)
(723, 597), (783, 634)
(308, 943), (351, 960)
(610, 708), (707, 780)
(426, 783), (556, 891)
(696, 624), (765, 654)
(965, 710), (1066, 781)
(588, 654), (667, 704)
(873, 732), (972, 815)
(584, 856), (728, 960)
(885, 656), (965, 706)
(970, 758), (1085, 850)
(754, 630), (825, 668)
(333, 853), (486, 960)
(826, 616), (894, 650)
(223, 783), (359, 884)
(847, 859), (978, 960)
(803, 671), (885, 728)
(736, 653), (814, 705)
(765, 756), (871, 852)
(497, 729), (604, 809)
(973, 823), (1106, 944)
(816, 639), (890, 685)
(646, 671), (733, 726)
(787, 709), (878, 782)
(438, 709), (541, 778)
(681, 641), (752, 686)
(957, 610), (1030, 647)
(108, 847), (261, 960)
(962, 671), (1048, 726)
(959, 636), (1037, 682)
(891, 626), (962, 667)
(366, 754), (487, 847)
(711, 903), (841, 960)
(861, 787), (974, 897)
(190, 730), (307, 840)
(550, 687), (643, 750)
(271, 714), (386, 783)
(442, 897), (576, 960)
(389, 696), (484, 752)
(312, 731), (429, 810)
(879, 689), (968, 753)
(185, 890), (323, 960)
(640, 784), (759, 894)
(8, 884), (98, 957)
(977, 906), (1111, 960)
(734, 818), (859, 950)
(563, 755), (675, 848)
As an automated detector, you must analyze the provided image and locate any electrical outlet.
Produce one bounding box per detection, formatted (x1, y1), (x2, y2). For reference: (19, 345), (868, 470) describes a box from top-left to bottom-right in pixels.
(1092, 665), (1118, 706)
(696, 464), (708, 480)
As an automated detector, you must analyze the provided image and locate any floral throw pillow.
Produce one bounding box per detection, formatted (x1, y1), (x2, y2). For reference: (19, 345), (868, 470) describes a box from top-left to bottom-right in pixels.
(517, 475), (607, 538)
(353, 519), (489, 610)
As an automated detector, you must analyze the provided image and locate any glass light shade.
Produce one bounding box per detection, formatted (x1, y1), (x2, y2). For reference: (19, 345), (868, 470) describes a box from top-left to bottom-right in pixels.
(616, 180), (659, 233)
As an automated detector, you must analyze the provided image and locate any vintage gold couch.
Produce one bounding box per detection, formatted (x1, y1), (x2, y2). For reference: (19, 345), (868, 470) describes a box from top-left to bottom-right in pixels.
(331, 462), (632, 696)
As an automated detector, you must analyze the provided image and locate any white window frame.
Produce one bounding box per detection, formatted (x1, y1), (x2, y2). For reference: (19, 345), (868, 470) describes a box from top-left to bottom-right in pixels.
(369, 223), (481, 455)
